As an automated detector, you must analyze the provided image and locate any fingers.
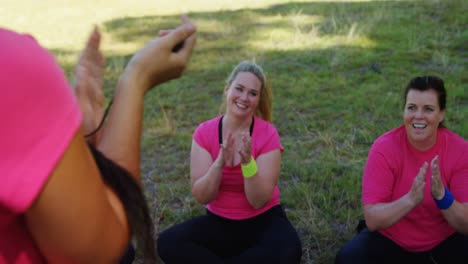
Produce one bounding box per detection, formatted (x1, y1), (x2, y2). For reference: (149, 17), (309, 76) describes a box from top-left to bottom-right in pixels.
(86, 26), (101, 50)
(430, 155), (445, 199)
(82, 26), (104, 66)
(168, 15), (197, 55)
(417, 162), (428, 180)
(73, 64), (85, 91)
(430, 155), (441, 183)
(430, 155), (439, 173)
(238, 132), (252, 161)
(414, 162), (428, 188)
(159, 29), (171, 37)
(408, 162), (428, 205)
(181, 14), (191, 25)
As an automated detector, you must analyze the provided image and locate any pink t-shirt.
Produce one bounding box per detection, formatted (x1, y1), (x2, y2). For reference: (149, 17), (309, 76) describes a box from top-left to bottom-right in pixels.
(362, 125), (468, 252)
(0, 29), (82, 263)
(193, 115), (283, 220)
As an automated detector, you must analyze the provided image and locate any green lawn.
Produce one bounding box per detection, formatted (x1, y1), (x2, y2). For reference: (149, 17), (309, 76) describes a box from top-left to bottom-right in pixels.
(3, 0), (466, 263)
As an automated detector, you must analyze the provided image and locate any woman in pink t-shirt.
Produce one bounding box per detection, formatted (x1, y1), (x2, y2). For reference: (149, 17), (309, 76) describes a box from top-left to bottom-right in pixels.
(0, 16), (196, 264)
(336, 76), (468, 264)
(157, 61), (302, 263)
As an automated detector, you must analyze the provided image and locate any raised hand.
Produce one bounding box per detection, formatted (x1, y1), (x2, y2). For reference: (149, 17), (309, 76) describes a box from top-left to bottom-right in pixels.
(408, 162), (428, 206)
(215, 132), (235, 168)
(122, 15), (197, 94)
(239, 131), (252, 164)
(72, 26), (105, 144)
(431, 155), (445, 200)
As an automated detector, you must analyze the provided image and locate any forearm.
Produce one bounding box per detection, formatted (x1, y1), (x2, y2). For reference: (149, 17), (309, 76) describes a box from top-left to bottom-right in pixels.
(191, 164), (223, 204)
(244, 174), (274, 209)
(97, 73), (146, 182)
(441, 202), (468, 234)
(364, 194), (416, 231)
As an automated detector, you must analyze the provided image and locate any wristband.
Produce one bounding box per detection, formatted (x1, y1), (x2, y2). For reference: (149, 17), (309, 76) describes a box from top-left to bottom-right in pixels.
(241, 156), (258, 178)
(434, 186), (454, 210)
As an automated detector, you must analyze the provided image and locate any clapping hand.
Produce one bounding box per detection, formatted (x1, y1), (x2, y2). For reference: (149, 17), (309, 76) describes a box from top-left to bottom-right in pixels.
(72, 26), (105, 145)
(215, 132), (235, 168)
(408, 162), (428, 205)
(239, 131), (252, 165)
(431, 155), (445, 200)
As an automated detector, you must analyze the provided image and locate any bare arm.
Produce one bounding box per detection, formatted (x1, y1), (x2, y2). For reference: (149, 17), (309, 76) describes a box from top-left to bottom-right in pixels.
(190, 140), (224, 204)
(440, 202), (468, 234)
(243, 150), (281, 209)
(431, 156), (468, 234)
(26, 129), (129, 263)
(364, 195), (417, 231)
(364, 162), (427, 231)
(97, 16), (197, 181)
(25, 15), (197, 263)
(238, 132), (280, 209)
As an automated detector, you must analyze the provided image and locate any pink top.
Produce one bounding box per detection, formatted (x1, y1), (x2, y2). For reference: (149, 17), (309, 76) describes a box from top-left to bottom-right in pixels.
(362, 125), (468, 252)
(193, 115), (283, 220)
(0, 29), (82, 263)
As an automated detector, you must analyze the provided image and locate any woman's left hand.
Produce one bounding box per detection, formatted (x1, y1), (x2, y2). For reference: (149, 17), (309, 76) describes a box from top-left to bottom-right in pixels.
(431, 155), (445, 200)
(239, 131), (252, 164)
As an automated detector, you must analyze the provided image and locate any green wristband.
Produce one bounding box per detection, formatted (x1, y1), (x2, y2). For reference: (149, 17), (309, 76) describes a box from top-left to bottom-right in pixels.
(241, 156), (258, 178)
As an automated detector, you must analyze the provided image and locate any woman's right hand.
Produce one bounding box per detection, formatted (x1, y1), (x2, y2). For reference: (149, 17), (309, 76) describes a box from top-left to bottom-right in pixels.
(122, 15), (197, 95)
(216, 132), (235, 167)
(407, 162), (428, 206)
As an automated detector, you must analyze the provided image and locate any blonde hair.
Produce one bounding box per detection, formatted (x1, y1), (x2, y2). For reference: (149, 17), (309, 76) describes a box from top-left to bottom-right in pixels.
(220, 61), (273, 122)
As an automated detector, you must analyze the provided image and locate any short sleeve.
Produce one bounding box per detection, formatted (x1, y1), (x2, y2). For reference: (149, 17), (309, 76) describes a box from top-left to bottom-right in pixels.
(252, 117), (284, 157)
(193, 122), (208, 149)
(362, 140), (396, 205)
(447, 136), (468, 203)
(0, 29), (82, 213)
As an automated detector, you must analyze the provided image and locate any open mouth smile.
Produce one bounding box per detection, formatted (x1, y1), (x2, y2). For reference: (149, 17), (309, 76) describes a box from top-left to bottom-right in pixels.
(412, 123), (427, 129)
(235, 102), (248, 109)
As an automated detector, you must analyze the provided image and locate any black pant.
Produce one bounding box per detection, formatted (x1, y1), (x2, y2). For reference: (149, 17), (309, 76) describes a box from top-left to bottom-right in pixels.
(119, 243), (135, 264)
(157, 205), (302, 264)
(335, 227), (468, 264)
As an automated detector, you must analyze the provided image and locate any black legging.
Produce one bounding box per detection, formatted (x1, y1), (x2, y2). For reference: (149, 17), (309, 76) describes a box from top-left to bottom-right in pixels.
(157, 205), (302, 264)
(335, 227), (468, 264)
(119, 244), (135, 264)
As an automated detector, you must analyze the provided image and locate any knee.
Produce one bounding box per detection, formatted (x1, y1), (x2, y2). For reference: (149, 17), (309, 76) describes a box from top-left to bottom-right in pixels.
(157, 229), (179, 260)
(282, 245), (302, 264)
(334, 246), (348, 264)
(335, 242), (361, 264)
(277, 237), (302, 264)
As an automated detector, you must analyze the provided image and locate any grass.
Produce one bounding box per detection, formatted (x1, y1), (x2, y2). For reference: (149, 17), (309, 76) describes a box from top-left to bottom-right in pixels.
(3, 0), (467, 263)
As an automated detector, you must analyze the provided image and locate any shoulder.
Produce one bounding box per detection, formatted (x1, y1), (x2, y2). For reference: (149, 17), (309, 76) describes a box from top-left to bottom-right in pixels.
(2, 29), (64, 83)
(193, 116), (222, 150)
(252, 116), (283, 155)
(253, 116), (279, 136)
(1, 29), (81, 213)
(2, 28), (75, 107)
(439, 128), (467, 144)
(194, 116), (222, 133)
(439, 128), (468, 153)
(372, 126), (405, 152)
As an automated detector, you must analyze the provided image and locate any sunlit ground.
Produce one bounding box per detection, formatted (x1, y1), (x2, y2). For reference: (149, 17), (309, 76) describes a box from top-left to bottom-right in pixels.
(0, 0), (379, 49)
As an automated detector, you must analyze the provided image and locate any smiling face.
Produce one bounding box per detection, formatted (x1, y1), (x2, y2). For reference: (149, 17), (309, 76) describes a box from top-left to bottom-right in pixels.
(225, 71), (262, 119)
(404, 89), (445, 150)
